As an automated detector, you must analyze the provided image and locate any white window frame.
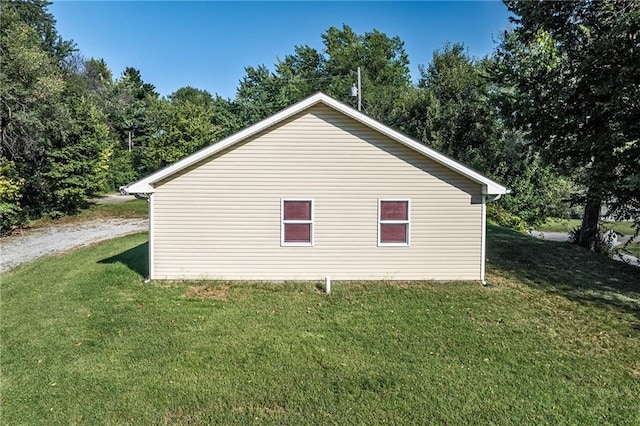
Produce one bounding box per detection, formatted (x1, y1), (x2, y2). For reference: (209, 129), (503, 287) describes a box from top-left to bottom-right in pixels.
(378, 199), (410, 246)
(281, 199), (314, 247)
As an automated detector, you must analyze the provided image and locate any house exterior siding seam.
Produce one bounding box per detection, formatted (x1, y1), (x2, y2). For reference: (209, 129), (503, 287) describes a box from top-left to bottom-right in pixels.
(151, 104), (482, 280)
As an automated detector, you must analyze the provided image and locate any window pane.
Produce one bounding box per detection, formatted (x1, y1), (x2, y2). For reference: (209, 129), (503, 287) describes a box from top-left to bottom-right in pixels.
(285, 224), (311, 242)
(381, 201), (407, 221)
(381, 224), (407, 243)
(284, 201), (311, 220)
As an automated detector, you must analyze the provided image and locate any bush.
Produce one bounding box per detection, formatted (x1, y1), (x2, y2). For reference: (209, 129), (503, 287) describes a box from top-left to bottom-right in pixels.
(486, 203), (528, 233)
(0, 159), (26, 235)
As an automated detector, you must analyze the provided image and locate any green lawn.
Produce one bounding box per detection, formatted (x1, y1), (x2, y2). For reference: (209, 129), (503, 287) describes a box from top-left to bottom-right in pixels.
(1, 226), (639, 424)
(26, 198), (148, 229)
(538, 218), (637, 235)
(621, 242), (640, 258)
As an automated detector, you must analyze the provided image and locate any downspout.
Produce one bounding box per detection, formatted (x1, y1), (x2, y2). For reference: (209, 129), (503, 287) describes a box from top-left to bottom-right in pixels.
(148, 193), (154, 281)
(481, 194), (487, 286)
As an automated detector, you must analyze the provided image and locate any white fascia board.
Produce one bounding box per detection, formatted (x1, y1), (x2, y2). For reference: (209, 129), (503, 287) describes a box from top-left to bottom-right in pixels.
(126, 92), (508, 196)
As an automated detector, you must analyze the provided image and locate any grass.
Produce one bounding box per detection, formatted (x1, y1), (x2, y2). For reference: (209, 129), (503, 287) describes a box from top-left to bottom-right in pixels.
(25, 198), (148, 229)
(621, 242), (640, 258)
(1, 226), (639, 424)
(538, 218), (637, 235)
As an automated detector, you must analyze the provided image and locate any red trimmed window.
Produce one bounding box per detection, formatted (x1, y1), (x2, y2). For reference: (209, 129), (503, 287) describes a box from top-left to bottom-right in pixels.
(379, 200), (409, 245)
(282, 200), (313, 245)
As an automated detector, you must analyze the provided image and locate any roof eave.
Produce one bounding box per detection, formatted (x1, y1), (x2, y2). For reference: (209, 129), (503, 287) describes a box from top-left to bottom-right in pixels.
(125, 93), (329, 194)
(125, 92), (509, 196)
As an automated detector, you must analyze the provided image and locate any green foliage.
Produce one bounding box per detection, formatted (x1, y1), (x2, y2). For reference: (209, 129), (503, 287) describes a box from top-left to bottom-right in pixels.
(41, 87), (112, 215)
(323, 25), (411, 121)
(396, 44), (572, 228)
(3, 0), (75, 63)
(0, 3), (66, 163)
(486, 203), (528, 232)
(493, 0), (640, 247)
(0, 1), (115, 222)
(7, 1), (636, 245)
(105, 147), (136, 189)
(492, 130), (577, 226)
(235, 25), (412, 125)
(140, 89), (231, 173)
(0, 158), (26, 234)
(568, 224), (620, 255)
(621, 242), (640, 258)
(410, 43), (502, 173)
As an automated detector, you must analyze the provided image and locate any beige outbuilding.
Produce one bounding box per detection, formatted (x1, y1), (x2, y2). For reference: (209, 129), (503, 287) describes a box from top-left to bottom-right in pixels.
(126, 93), (508, 282)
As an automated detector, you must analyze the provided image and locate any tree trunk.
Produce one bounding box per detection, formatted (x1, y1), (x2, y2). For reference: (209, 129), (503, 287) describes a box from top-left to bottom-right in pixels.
(577, 197), (601, 251)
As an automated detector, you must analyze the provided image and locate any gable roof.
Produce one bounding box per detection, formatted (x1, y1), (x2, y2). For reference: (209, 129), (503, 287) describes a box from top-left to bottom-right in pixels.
(126, 92), (508, 195)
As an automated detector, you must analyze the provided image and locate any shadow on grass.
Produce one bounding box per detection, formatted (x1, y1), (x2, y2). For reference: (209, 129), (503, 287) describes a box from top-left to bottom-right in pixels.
(486, 224), (640, 319)
(98, 242), (148, 278)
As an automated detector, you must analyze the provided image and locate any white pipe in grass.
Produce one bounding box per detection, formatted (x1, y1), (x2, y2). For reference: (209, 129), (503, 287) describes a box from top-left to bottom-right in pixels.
(325, 275), (331, 294)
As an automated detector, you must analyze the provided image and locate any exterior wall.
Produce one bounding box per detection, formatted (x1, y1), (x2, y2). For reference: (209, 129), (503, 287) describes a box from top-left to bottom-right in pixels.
(151, 104), (484, 280)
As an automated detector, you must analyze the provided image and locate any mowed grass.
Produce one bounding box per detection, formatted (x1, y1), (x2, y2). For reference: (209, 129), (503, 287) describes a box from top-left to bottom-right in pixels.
(622, 242), (640, 257)
(538, 218), (637, 235)
(26, 198), (148, 229)
(1, 226), (639, 424)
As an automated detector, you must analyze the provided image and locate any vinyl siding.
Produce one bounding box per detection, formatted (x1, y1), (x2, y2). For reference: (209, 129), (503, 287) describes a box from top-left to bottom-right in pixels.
(151, 104), (484, 280)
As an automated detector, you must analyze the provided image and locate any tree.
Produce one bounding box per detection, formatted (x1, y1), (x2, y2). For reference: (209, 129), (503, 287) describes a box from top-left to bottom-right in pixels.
(235, 25), (412, 125)
(395, 43), (572, 227)
(0, 2), (66, 164)
(416, 43), (502, 173)
(235, 64), (290, 125)
(3, 0), (74, 64)
(1, 1), (68, 223)
(41, 86), (112, 215)
(1, 0), (112, 225)
(142, 87), (231, 173)
(322, 25), (412, 120)
(493, 0), (640, 249)
(116, 67), (158, 151)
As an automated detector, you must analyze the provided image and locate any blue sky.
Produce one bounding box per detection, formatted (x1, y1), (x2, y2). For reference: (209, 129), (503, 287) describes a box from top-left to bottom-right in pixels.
(50, 1), (513, 99)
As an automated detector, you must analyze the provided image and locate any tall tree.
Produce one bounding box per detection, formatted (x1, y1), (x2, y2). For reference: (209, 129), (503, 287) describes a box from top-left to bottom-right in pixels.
(0, 2), (66, 164)
(235, 25), (412, 125)
(142, 87), (234, 173)
(396, 44), (572, 226)
(1, 0), (113, 229)
(323, 25), (411, 120)
(3, 0), (74, 63)
(416, 43), (502, 173)
(493, 0), (640, 249)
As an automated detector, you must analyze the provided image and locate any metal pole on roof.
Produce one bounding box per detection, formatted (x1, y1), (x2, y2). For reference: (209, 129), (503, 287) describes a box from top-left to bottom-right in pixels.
(357, 66), (362, 111)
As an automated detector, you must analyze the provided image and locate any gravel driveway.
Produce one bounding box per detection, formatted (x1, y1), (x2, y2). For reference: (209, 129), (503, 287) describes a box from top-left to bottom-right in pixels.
(0, 218), (148, 273)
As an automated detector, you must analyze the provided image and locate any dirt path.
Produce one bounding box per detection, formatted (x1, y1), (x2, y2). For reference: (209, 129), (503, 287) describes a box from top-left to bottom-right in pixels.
(0, 218), (148, 273)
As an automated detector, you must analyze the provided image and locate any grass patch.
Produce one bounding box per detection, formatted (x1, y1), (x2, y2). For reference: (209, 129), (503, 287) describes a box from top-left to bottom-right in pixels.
(26, 198), (147, 229)
(621, 242), (640, 258)
(1, 227), (639, 424)
(538, 218), (637, 235)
